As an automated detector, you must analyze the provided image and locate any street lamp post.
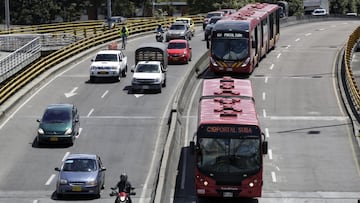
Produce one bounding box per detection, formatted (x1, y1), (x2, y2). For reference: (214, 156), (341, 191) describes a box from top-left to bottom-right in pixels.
(107, 0), (112, 30)
(5, 0), (10, 30)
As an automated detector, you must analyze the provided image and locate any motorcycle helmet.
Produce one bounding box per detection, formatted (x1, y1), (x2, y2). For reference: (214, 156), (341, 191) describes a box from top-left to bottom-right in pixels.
(120, 173), (128, 182)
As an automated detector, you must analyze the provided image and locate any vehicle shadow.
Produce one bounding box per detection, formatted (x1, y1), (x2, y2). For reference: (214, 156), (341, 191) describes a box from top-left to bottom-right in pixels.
(124, 85), (161, 94)
(50, 191), (100, 201)
(85, 78), (120, 84)
(31, 137), (73, 149)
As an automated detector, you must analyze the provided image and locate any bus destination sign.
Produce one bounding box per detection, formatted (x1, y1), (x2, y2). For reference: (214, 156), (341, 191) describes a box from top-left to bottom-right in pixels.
(216, 33), (244, 38)
(198, 124), (259, 136)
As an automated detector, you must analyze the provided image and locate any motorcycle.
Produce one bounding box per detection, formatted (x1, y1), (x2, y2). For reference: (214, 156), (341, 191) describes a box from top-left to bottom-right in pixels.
(110, 188), (136, 203)
(156, 32), (164, 42)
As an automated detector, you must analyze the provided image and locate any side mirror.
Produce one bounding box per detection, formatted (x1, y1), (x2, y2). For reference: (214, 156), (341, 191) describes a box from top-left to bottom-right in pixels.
(91, 59), (94, 62)
(75, 118), (79, 122)
(36, 119), (41, 122)
(54, 167), (60, 171)
(101, 167), (107, 171)
(189, 141), (195, 155)
(262, 141), (268, 155)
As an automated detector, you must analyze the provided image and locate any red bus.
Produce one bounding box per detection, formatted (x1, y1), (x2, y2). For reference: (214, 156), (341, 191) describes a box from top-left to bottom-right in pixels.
(207, 3), (280, 74)
(190, 76), (268, 198)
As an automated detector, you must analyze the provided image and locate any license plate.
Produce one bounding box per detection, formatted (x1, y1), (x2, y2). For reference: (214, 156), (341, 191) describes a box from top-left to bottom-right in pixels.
(173, 57), (178, 61)
(50, 137), (58, 141)
(142, 85), (149, 89)
(223, 192), (233, 197)
(72, 185), (82, 192)
(98, 71), (108, 74)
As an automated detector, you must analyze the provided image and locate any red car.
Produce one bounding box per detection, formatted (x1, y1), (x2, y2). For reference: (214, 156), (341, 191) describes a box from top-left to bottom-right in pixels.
(167, 39), (192, 64)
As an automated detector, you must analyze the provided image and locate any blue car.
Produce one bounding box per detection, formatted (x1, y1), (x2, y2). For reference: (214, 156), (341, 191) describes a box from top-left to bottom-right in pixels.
(55, 154), (106, 198)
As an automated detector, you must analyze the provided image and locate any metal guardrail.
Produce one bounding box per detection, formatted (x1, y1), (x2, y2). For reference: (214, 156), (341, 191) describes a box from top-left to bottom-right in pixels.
(344, 26), (360, 118)
(0, 15), (204, 105)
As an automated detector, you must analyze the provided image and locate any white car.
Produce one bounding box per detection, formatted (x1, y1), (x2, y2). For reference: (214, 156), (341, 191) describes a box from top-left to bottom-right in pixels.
(90, 50), (128, 82)
(131, 61), (167, 93)
(312, 8), (328, 16)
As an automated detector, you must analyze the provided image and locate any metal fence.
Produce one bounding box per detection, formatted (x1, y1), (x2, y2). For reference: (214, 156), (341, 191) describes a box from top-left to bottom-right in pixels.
(0, 36), (41, 83)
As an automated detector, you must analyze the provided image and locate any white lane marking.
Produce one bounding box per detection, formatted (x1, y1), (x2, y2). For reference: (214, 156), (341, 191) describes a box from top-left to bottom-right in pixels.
(269, 64), (274, 70)
(271, 171), (277, 182)
(305, 33), (312, 36)
(33, 200), (39, 203)
(101, 90), (109, 98)
(276, 166), (281, 171)
(276, 53), (281, 59)
(80, 116), (160, 119)
(262, 92), (266, 101)
(267, 116), (348, 121)
(87, 108), (94, 117)
(64, 87), (78, 98)
(263, 109), (267, 118)
(0, 57), (91, 130)
(295, 38), (300, 42)
(76, 128), (83, 138)
(268, 149), (273, 160)
(140, 82), (178, 203)
(264, 77), (268, 83)
(62, 152), (70, 162)
(285, 45), (290, 49)
(265, 128), (269, 138)
(134, 94), (144, 98)
(45, 174), (56, 186)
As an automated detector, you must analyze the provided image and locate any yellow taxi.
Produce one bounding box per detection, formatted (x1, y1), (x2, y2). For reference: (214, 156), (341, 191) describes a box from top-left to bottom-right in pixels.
(174, 17), (195, 36)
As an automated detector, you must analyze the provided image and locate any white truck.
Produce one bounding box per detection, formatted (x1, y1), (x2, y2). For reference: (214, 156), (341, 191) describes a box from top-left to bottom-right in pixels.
(131, 43), (168, 93)
(89, 49), (128, 82)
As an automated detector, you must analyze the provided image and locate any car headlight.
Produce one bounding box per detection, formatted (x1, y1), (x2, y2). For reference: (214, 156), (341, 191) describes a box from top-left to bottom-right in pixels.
(65, 128), (72, 135)
(90, 66), (97, 71)
(110, 66), (118, 70)
(59, 179), (68, 184)
(38, 128), (44, 135)
(155, 78), (161, 83)
(87, 180), (98, 187)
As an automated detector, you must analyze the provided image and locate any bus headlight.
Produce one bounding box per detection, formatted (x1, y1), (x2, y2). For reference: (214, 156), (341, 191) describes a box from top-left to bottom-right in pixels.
(210, 57), (219, 66)
(241, 57), (250, 68)
(249, 182), (254, 187)
(203, 181), (208, 186)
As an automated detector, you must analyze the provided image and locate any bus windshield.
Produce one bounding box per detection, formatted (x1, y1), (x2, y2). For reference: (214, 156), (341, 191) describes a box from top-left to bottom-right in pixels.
(211, 38), (249, 61)
(197, 138), (260, 174)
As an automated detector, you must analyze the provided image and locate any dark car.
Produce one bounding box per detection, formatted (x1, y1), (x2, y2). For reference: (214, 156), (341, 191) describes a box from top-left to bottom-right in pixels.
(204, 16), (223, 40)
(167, 39), (192, 64)
(165, 22), (192, 42)
(55, 154), (106, 198)
(36, 104), (80, 145)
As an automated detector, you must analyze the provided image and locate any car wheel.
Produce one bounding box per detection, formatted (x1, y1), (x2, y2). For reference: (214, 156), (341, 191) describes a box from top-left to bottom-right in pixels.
(121, 66), (127, 77)
(162, 79), (166, 87)
(90, 76), (95, 83)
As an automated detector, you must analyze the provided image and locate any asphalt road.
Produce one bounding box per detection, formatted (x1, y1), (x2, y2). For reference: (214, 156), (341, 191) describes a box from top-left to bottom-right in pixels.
(173, 21), (360, 203)
(0, 29), (207, 202)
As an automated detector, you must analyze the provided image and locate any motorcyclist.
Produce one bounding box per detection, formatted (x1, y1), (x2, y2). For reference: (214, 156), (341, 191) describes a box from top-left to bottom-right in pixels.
(111, 173), (133, 203)
(156, 24), (164, 33)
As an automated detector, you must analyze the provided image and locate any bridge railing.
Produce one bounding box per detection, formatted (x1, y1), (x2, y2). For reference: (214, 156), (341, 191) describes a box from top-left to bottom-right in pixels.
(343, 26), (360, 121)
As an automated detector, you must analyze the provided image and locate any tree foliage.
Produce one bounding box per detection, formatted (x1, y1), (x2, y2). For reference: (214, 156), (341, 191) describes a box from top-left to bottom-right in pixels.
(1, 0), (360, 25)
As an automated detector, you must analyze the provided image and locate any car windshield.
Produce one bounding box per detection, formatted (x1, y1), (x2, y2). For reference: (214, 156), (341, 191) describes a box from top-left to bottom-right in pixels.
(62, 159), (97, 172)
(209, 18), (221, 24)
(170, 24), (186, 30)
(212, 38), (249, 61)
(206, 13), (222, 18)
(136, 64), (160, 73)
(94, 54), (118, 62)
(176, 19), (189, 24)
(168, 42), (186, 49)
(42, 108), (71, 123)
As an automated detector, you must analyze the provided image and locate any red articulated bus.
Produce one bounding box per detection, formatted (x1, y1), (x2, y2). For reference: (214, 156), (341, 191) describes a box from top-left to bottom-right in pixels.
(207, 3), (280, 74)
(190, 76), (268, 198)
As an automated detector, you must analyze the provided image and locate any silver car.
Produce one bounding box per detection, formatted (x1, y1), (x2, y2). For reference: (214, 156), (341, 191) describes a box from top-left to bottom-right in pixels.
(165, 22), (192, 42)
(55, 154), (106, 198)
